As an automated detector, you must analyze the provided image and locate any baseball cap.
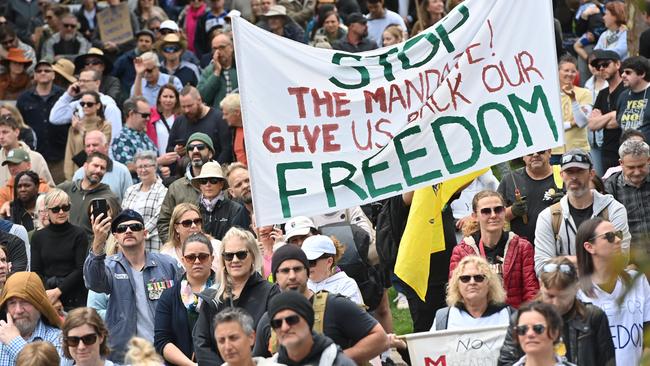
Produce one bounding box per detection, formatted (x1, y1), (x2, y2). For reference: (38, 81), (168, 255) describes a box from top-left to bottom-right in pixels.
(2, 148), (30, 166)
(301, 235), (336, 260)
(591, 49), (620, 63)
(560, 149), (592, 171)
(160, 20), (180, 32)
(346, 13), (367, 26)
(284, 216), (317, 241)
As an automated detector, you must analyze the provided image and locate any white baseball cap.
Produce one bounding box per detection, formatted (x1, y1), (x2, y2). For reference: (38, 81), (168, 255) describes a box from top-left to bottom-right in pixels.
(160, 20), (180, 32)
(301, 235), (336, 260)
(284, 216), (317, 241)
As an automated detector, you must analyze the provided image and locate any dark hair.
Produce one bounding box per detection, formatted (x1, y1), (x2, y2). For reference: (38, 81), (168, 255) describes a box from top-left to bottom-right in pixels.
(79, 91), (105, 120)
(312, 6), (337, 39)
(367, 0), (382, 4)
(590, 174), (605, 194)
(605, 1), (627, 26)
(12, 171), (40, 226)
(156, 84), (180, 114)
(0, 115), (20, 130)
(86, 151), (110, 165)
(621, 56), (650, 81)
(513, 301), (563, 345)
(62, 307), (110, 359)
(123, 96), (149, 120)
(0, 25), (16, 41)
(182, 232), (214, 255)
(559, 54), (577, 67)
(620, 128), (647, 144)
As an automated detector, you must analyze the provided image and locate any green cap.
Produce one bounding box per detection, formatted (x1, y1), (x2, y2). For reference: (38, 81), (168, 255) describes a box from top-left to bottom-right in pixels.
(2, 148), (30, 166)
(186, 132), (215, 154)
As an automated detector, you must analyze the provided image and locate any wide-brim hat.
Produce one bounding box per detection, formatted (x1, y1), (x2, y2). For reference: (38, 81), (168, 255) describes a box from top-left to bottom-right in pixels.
(156, 33), (187, 53)
(52, 58), (77, 84)
(3, 48), (32, 66)
(263, 5), (289, 18)
(191, 161), (225, 189)
(74, 47), (112, 74)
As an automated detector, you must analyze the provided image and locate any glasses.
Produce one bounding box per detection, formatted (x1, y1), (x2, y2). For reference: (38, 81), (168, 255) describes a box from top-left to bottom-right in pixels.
(459, 274), (486, 283)
(64, 333), (98, 347)
(35, 68), (53, 74)
(79, 102), (97, 108)
(134, 111), (151, 119)
(177, 218), (202, 228)
(115, 222), (144, 233)
(542, 263), (575, 275)
(479, 206), (505, 216)
(136, 163), (155, 170)
(561, 153), (591, 166)
(197, 177), (221, 185)
(162, 45), (181, 53)
(49, 204), (71, 213)
(591, 60), (611, 70)
(270, 314), (300, 329)
(276, 266), (305, 275)
(515, 324), (546, 336)
(589, 230), (623, 243)
(63, 23), (77, 29)
(184, 253), (211, 263)
(1, 38), (15, 47)
(309, 254), (332, 267)
(223, 250), (249, 261)
(188, 143), (207, 151)
(85, 60), (103, 66)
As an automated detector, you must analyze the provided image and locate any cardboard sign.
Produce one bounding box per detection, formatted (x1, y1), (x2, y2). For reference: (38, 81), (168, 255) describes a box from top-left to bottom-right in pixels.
(97, 3), (133, 44)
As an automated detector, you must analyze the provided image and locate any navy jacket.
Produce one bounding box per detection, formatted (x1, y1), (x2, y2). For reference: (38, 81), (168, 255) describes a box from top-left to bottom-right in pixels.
(154, 279), (193, 365)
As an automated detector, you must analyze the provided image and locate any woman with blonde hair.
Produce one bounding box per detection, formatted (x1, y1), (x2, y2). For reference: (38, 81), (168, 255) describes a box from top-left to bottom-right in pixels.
(382, 25), (404, 46)
(124, 337), (164, 366)
(193, 226), (279, 365)
(0, 103), (37, 150)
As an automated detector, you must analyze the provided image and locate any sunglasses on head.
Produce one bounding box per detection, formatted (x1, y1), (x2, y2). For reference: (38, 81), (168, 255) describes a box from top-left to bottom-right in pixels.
(270, 314), (300, 329)
(79, 102), (97, 108)
(162, 45), (181, 53)
(64, 333), (98, 347)
(177, 218), (202, 228)
(184, 252), (211, 263)
(515, 324), (546, 336)
(542, 263), (575, 276)
(188, 143), (207, 151)
(590, 60), (611, 70)
(276, 265), (305, 275)
(222, 250), (248, 261)
(49, 204), (71, 213)
(561, 153), (591, 166)
(115, 222), (144, 234)
(479, 205), (505, 216)
(197, 177), (221, 185)
(589, 230), (623, 243)
(459, 274), (486, 283)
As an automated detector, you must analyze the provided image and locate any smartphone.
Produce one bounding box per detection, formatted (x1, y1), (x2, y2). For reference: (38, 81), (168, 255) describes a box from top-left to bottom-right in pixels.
(91, 199), (108, 220)
(72, 85), (80, 94)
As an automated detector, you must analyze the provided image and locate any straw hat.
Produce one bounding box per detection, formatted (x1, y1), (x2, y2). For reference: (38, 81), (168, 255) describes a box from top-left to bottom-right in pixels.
(191, 161), (225, 189)
(263, 5), (289, 18)
(74, 47), (112, 74)
(52, 58), (77, 83)
(3, 48), (32, 66)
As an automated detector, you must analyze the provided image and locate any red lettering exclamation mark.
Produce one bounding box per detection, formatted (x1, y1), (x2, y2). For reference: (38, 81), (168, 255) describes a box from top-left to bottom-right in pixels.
(487, 19), (495, 57)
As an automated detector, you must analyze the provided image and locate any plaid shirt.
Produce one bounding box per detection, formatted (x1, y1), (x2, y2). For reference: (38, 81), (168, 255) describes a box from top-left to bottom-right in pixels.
(122, 178), (168, 252)
(0, 320), (73, 365)
(605, 172), (650, 244)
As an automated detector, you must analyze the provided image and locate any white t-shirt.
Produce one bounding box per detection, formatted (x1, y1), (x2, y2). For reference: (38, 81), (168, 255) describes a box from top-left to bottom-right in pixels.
(434, 305), (510, 331)
(577, 270), (650, 366)
(155, 115), (175, 156)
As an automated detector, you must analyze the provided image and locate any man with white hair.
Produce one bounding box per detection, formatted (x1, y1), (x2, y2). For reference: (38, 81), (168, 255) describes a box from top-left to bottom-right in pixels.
(131, 51), (183, 106)
(220, 93), (247, 166)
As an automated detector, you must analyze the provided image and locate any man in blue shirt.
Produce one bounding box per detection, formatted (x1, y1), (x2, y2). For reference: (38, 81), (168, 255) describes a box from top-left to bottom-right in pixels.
(130, 51), (183, 106)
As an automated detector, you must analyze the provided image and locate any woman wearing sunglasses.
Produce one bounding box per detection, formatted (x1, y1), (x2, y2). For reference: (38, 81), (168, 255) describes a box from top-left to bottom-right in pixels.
(499, 257), (615, 366)
(63, 90), (111, 180)
(191, 161), (250, 241)
(575, 217), (650, 366)
(62, 307), (116, 366)
(450, 190), (538, 308)
(194, 227), (279, 366)
(155, 232), (215, 366)
(31, 188), (89, 310)
(511, 301), (575, 366)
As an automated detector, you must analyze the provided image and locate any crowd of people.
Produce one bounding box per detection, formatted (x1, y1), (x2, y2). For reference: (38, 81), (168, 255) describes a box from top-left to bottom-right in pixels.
(0, 0), (648, 365)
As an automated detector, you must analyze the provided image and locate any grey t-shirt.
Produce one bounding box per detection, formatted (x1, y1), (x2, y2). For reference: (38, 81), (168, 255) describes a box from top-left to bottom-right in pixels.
(131, 269), (155, 342)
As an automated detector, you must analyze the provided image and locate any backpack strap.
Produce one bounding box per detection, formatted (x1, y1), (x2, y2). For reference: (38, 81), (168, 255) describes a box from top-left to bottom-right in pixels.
(435, 307), (450, 330)
(550, 202), (563, 242)
(599, 205), (609, 221)
(313, 291), (329, 334)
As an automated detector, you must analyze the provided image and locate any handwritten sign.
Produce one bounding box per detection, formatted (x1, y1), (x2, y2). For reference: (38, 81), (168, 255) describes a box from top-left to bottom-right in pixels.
(231, 0), (562, 225)
(403, 325), (508, 366)
(97, 3), (133, 44)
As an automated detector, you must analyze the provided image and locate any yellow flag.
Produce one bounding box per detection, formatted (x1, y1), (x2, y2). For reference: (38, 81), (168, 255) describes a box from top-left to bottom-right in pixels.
(394, 168), (489, 301)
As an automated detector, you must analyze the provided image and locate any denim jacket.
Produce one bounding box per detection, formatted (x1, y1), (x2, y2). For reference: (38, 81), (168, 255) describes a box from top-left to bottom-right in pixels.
(84, 250), (178, 363)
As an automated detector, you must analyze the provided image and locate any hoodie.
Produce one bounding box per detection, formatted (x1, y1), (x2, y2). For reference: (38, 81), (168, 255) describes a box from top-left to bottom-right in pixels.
(273, 333), (355, 366)
(307, 271), (363, 305)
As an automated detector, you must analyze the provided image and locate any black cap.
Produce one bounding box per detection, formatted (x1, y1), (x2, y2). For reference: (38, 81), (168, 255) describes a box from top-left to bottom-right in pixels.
(111, 209), (144, 233)
(135, 29), (155, 41)
(591, 49), (620, 64)
(268, 291), (315, 329)
(346, 13), (367, 26)
(271, 244), (309, 281)
(560, 149), (592, 171)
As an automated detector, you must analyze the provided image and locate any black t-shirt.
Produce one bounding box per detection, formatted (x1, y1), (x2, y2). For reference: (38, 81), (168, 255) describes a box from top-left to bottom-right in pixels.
(166, 107), (233, 164)
(569, 203), (593, 233)
(472, 231), (506, 276)
(497, 168), (559, 243)
(252, 292), (378, 357)
(593, 82), (625, 170)
(616, 86), (650, 141)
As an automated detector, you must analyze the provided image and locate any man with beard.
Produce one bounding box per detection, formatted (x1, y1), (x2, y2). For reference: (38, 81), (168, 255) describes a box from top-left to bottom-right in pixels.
(226, 162), (253, 217)
(167, 86), (233, 164)
(253, 245), (388, 364)
(113, 30), (156, 100)
(534, 149), (630, 275)
(41, 13), (91, 62)
(198, 33), (238, 108)
(0, 272), (71, 365)
(157, 132), (215, 242)
(58, 152), (121, 238)
(498, 149), (562, 244)
(616, 56), (650, 142)
(332, 13), (377, 53)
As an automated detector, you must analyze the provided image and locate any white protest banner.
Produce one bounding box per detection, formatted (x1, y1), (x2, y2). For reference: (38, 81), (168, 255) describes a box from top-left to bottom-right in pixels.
(403, 325), (508, 366)
(231, 0), (562, 226)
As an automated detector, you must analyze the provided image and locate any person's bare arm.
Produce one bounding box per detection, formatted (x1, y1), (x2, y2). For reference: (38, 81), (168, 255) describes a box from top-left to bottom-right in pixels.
(343, 324), (389, 364)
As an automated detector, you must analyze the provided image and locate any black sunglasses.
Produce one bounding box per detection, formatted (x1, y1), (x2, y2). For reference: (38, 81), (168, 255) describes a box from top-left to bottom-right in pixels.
(459, 274), (486, 283)
(515, 324), (546, 336)
(63, 23), (77, 29)
(64, 333), (98, 347)
(309, 254), (332, 267)
(35, 68), (53, 74)
(270, 314), (300, 329)
(591, 60), (611, 70)
(115, 222), (144, 233)
(49, 204), (71, 213)
(184, 253), (211, 263)
(85, 60), (103, 66)
(589, 230), (623, 243)
(222, 250), (248, 261)
(197, 177), (221, 185)
(162, 45), (181, 53)
(526, 150), (547, 156)
(277, 266), (305, 275)
(188, 143), (207, 151)
(134, 111), (151, 119)
(160, 29), (175, 35)
(479, 206), (505, 216)
(79, 102), (97, 108)
(177, 218), (202, 228)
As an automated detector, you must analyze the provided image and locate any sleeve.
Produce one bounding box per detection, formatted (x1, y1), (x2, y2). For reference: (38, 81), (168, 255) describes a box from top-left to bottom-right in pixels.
(533, 208), (557, 276)
(146, 187), (166, 234)
(329, 296), (378, 344)
(104, 103), (123, 141)
(86, 290), (109, 319)
(231, 204), (250, 231)
(83, 251), (113, 294)
(49, 93), (75, 125)
(8, 225), (29, 269)
(29, 232), (42, 275)
(641, 31), (650, 59)
(497, 313), (522, 366)
(612, 30), (628, 59)
(609, 200), (630, 260)
(197, 65), (223, 107)
(41, 37), (55, 60)
(105, 79), (122, 106)
(192, 303), (222, 366)
(57, 230), (88, 296)
(153, 288), (175, 355)
(497, 174), (513, 205)
(520, 240), (539, 302)
(448, 245), (464, 280)
(252, 312), (272, 357)
(3, 232), (27, 273)
(173, 76), (183, 92)
(591, 306), (616, 366)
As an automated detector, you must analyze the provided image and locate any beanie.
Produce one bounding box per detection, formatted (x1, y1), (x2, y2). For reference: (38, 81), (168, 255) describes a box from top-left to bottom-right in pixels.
(186, 132), (215, 154)
(271, 244), (309, 281)
(268, 290), (314, 329)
